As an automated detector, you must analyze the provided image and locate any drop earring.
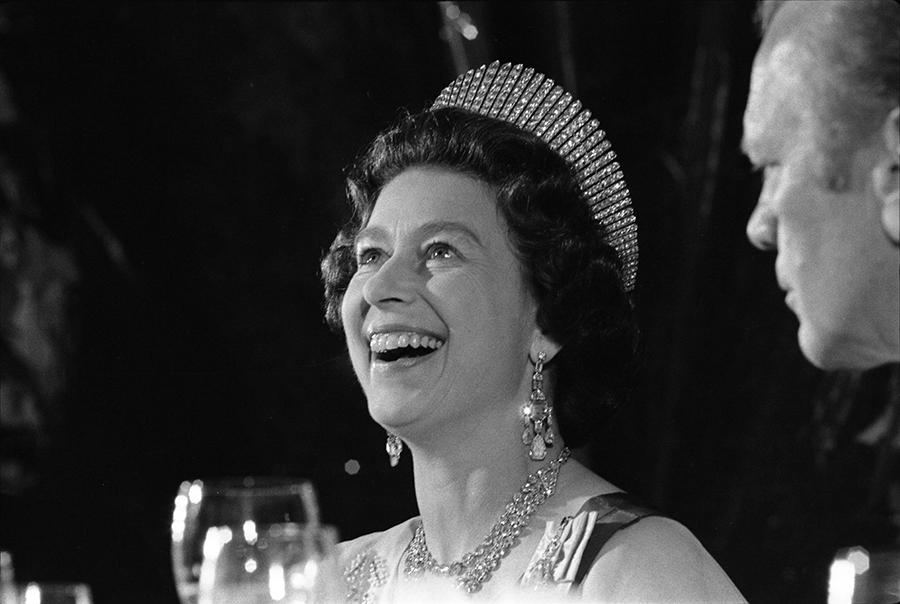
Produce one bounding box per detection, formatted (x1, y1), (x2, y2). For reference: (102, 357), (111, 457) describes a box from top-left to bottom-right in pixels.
(521, 351), (554, 461)
(386, 432), (403, 467)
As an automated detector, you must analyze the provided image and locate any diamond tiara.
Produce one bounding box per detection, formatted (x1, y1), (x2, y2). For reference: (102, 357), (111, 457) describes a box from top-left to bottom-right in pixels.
(431, 61), (638, 292)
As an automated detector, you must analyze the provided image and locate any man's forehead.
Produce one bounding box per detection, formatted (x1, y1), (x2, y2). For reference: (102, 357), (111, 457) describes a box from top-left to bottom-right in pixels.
(760, 0), (831, 54)
(757, 40), (814, 90)
(743, 39), (816, 157)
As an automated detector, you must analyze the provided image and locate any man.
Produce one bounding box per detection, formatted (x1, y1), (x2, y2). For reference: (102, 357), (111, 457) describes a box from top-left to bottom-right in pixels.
(739, 1), (899, 601)
(742, 0), (899, 371)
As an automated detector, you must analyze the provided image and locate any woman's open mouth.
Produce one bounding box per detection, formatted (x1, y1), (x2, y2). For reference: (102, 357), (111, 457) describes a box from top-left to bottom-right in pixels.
(369, 331), (444, 364)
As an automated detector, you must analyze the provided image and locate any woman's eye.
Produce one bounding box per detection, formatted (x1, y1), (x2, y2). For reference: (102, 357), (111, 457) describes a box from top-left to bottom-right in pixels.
(356, 248), (383, 266)
(425, 242), (456, 261)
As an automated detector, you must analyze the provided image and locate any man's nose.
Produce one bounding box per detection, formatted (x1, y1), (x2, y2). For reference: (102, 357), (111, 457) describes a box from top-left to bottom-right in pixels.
(746, 200), (778, 251)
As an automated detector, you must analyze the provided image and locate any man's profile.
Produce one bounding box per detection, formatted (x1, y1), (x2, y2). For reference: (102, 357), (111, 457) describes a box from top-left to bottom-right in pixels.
(741, 0), (899, 371)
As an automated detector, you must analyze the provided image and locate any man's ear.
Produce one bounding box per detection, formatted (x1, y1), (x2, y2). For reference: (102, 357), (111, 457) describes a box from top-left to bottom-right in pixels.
(530, 330), (562, 364)
(872, 106), (899, 245)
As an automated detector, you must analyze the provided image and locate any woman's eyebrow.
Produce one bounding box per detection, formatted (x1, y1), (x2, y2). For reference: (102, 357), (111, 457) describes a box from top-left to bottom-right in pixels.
(417, 220), (482, 246)
(355, 221), (483, 246)
(354, 225), (387, 246)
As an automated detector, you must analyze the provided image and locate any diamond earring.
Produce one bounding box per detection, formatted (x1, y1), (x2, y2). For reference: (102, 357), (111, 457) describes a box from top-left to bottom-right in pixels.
(386, 432), (403, 467)
(521, 352), (554, 461)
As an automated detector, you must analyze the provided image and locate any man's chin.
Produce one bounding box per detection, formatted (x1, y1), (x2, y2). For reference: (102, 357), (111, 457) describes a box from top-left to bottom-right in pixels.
(797, 323), (893, 371)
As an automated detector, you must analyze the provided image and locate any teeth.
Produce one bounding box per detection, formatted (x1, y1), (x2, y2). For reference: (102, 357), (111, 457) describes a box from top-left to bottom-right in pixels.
(369, 331), (445, 353)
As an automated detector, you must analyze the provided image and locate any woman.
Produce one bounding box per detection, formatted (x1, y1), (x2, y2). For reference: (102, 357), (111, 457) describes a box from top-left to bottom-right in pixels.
(322, 62), (745, 602)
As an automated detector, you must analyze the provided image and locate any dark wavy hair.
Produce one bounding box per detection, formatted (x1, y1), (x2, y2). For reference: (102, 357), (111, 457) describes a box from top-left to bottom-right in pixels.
(321, 107), (639, 447)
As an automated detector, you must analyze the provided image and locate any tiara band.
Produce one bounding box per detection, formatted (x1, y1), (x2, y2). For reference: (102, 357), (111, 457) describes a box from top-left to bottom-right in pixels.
(431, 61), (638, 292)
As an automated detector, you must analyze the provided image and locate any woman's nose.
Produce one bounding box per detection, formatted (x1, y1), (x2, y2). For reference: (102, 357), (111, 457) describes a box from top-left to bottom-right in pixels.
(746, 200), (778, 251)
(361, 255), (417, 306)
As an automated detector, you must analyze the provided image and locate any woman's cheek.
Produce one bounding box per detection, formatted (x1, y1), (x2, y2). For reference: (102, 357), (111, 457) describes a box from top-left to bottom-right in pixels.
(341, 278), (366, 345)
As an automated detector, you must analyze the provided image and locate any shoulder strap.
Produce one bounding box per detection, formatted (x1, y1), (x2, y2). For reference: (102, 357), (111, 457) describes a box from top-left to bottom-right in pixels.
(572, 492), (660, 586)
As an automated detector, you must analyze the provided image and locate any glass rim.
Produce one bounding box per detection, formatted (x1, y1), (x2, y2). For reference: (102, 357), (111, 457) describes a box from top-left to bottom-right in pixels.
(259, 521), (337, 538)
(178, 476), (315, 497)
(21, 582), (93, 592)
(203, 522), (338, 542)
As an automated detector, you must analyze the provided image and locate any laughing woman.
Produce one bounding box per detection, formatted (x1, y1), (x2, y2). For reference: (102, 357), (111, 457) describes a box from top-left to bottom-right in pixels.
(322, 62), (745, 603)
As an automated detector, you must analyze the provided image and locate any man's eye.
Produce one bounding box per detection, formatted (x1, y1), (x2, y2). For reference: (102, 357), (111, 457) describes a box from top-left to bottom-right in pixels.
(750, 157), (777, 172)
(426, 242), (456, 261)
(757, 162), (780, 175)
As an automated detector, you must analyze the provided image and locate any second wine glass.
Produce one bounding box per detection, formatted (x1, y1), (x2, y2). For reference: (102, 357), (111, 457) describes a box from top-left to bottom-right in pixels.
(198, 522), (340, 604)
(170, 477), (320, 604)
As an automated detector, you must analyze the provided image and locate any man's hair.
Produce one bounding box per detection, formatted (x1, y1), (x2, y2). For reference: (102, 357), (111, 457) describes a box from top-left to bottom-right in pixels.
(756, 0), (899, 166)
(321, 107), (640, 447)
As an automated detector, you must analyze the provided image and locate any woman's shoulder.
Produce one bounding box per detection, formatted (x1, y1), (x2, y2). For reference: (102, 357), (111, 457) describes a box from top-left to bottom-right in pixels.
(581, 514), (747, 603)
(599, 515), (720, 567)
(336, 516), (419, 569)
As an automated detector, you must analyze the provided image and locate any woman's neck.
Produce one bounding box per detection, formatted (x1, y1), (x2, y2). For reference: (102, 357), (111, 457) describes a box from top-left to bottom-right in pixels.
(405, 412), (567, 564)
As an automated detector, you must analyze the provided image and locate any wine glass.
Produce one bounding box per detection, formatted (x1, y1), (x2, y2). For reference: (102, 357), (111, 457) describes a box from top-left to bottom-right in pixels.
(170, 477), (321, 604)
(198, 522), (341, 604)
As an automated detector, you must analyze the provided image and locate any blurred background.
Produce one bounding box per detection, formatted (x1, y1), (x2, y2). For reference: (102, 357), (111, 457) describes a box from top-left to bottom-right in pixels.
(1, 2), (897, 603)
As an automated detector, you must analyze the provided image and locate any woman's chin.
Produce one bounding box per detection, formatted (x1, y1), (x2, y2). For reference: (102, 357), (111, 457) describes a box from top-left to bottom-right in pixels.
(366, 395), (420, 432)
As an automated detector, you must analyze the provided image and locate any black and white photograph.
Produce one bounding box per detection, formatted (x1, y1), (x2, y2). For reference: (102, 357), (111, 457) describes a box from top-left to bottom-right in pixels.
(1, 2), (898, 603)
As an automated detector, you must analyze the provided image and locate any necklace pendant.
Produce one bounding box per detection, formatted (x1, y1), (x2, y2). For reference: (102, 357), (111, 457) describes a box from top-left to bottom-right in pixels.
(529, 434), (547, 460)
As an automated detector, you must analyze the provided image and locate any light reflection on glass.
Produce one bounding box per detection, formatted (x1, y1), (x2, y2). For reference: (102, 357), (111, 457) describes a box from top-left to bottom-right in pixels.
(289, 559), (319, 591)
(202, 526), (232, 562)
(828, 559), (856, 604)
(24, 583), (40, 604)
(243, 519), (258, 545)
(188, 481), (203, 504)
(172, 494), (188, 542)
(846, 546), (870, 575)
(198, 526), (232, 601)
(268, 563), (286, 601)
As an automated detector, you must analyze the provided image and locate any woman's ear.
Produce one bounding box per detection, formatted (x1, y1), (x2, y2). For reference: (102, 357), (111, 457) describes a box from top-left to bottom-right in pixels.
(530, 330), (562, 364)
(872, 106), (899, 245)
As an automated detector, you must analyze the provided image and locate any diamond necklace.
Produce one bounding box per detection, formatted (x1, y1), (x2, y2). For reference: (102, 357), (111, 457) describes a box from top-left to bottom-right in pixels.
(403, 447), (571, 594)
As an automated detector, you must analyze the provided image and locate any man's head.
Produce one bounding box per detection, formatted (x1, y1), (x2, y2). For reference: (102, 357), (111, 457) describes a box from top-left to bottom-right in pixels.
(742, 0), (900, 370)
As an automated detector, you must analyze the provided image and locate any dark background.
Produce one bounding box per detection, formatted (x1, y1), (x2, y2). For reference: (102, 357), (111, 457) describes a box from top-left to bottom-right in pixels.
(1, 2), (896, 603)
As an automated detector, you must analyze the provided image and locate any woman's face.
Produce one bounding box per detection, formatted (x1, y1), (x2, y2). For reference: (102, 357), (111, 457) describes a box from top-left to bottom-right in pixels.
(341, 166), (540, 437)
